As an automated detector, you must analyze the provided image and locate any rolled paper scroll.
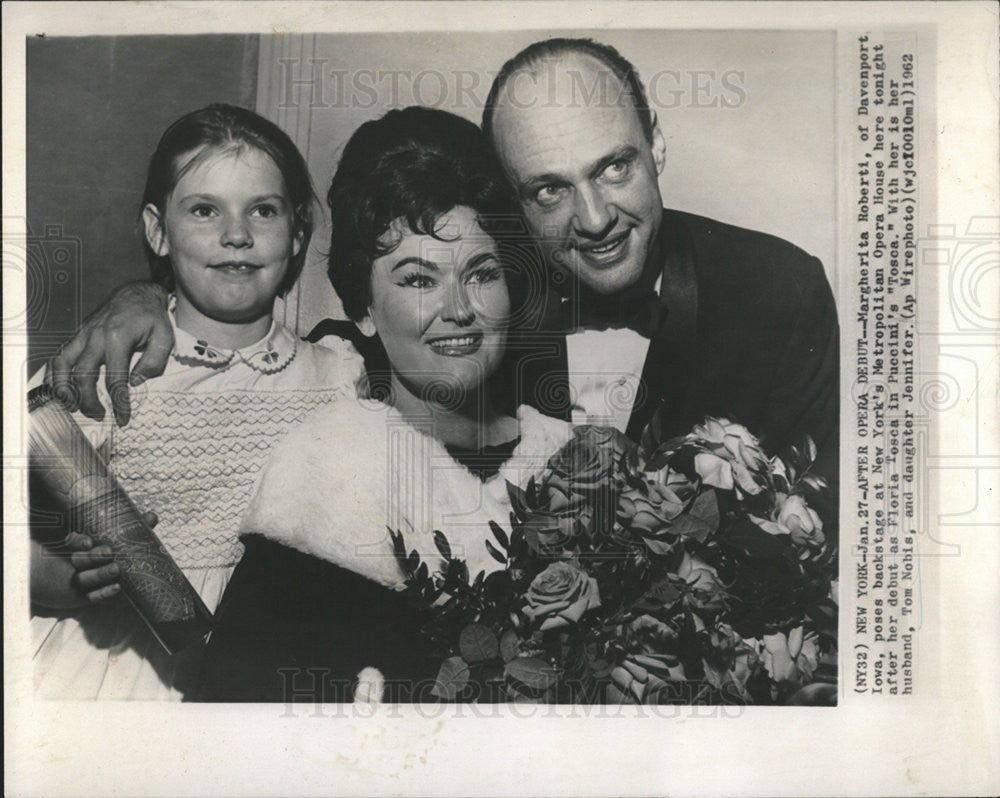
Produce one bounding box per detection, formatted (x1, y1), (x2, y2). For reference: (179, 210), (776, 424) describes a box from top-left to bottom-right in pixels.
(28, 385), (213, 654)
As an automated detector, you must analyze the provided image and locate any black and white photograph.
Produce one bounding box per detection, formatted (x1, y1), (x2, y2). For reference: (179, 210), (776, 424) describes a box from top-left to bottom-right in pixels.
(4, 2), (998, 796)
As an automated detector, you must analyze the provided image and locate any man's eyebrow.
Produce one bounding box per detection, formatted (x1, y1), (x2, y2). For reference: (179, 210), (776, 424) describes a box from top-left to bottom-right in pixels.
(391, 256), (438, 272)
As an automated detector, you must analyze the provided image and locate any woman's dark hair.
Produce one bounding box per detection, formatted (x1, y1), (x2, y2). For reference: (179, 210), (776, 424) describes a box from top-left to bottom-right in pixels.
(141, 103), (314, 296)
(326, 106), (531, 322)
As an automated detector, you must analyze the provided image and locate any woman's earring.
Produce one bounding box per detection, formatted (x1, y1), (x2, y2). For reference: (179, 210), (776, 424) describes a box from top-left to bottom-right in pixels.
(355, 315), (377, 338)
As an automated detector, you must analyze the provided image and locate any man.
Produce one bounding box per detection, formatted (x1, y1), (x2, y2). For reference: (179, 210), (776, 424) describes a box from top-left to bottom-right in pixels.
(482, 39), (839, 477)
(51, 37), (838, 478)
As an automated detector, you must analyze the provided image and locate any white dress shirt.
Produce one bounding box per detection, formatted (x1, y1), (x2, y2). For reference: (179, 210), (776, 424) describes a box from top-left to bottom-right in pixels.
(565, 274), (662, 432)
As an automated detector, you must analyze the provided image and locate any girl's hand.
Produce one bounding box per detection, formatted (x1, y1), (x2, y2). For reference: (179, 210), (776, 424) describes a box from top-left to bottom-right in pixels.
(30, 512), (159, 609)
(66, 534), (122, 604)
(30, 536), (114, 611)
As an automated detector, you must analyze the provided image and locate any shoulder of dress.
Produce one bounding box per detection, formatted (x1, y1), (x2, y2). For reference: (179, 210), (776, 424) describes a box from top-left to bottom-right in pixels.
(298, 334), (365, 363)
(276, 334), (365, 388)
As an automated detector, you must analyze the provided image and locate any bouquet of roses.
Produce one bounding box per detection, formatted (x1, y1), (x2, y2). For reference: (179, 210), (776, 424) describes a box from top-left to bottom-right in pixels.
(391, 414), (837, 705)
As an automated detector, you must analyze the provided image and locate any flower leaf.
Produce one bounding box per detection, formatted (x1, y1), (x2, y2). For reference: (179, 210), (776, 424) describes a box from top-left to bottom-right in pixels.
(670, 490), (720, 543)
(433, 530), (452, 561)
(459, 623), (500, 663)
(490, 521), (510, 551)
(431, 656), (470, 701)
(643, 537), (678, 557)
(801, 473), (828, 492)
(485, 539), (508, 564)
(388, 528), (407, 561)
(507, 481), (530, 518)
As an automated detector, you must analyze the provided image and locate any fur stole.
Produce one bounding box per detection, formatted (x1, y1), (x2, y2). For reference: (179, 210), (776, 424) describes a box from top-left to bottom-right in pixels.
(239, 401), (571, 590)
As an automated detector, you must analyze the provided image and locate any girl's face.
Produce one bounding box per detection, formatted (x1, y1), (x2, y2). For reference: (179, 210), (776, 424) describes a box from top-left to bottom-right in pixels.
(364, 206), (510, 400)
(143, 146), (301, 327)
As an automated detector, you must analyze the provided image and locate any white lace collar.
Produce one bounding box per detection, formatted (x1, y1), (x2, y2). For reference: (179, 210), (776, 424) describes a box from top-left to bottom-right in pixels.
(168, 296), (297, 374)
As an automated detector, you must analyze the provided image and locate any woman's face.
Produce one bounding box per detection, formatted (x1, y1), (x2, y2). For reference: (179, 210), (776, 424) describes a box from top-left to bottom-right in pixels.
(365, 206), (510, 402)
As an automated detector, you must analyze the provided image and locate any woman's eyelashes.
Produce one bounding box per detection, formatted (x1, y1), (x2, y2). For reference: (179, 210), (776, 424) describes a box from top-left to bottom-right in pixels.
(397, 271), (436, 288)
(466, 263), (503, 284)
(396, 261), (503, 290)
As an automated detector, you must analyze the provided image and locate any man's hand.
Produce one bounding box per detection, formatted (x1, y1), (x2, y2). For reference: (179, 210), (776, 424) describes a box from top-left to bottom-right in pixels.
(50, 281), (173, 427)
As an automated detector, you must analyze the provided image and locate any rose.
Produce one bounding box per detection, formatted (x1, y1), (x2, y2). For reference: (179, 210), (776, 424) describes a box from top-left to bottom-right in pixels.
(691, 417), (767, 469)
(617, 478), (686, 544)
(761, 626), (819, 685)
(540, 473), (576, 512)
(547, 425), (632, 495)
(693, 452), (735, 490)
(533, 425), (634, 540)
(778, 495), (825, 546)
(752, 492), (825, 547)
(678, 552), (727, 614)
(690, 418), (766, 495)
(522, 562), (601, 631)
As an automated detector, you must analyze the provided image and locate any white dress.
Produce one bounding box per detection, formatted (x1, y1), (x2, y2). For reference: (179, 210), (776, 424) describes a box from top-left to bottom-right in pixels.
(30, 310), (365, 700)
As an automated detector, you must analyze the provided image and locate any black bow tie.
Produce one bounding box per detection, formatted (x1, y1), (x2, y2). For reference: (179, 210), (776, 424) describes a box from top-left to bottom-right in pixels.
(561, 290), (670, 338)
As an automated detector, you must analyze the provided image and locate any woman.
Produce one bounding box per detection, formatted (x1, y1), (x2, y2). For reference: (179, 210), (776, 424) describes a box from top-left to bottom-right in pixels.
(195, 107), (571, 702)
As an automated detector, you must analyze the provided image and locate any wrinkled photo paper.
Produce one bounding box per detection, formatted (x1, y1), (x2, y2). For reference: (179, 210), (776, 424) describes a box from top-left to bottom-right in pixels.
(3, 2), (997, 796)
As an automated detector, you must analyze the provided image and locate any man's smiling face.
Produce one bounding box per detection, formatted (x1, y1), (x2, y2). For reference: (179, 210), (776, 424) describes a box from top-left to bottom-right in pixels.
(490, 53), (667, 296)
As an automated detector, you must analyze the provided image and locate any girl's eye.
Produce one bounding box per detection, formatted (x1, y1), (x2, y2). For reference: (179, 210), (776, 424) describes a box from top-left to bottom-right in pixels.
(253, 204), (280, 219)
(191, 205), (216, 218)
(400, 272), (435, 289)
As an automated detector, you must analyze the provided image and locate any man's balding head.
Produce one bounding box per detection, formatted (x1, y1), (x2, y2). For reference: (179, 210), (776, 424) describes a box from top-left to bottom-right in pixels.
(483, 38), (655, 147)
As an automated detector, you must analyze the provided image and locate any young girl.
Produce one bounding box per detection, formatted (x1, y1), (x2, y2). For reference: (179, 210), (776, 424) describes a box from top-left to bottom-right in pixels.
(29, 104), (363, 699)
